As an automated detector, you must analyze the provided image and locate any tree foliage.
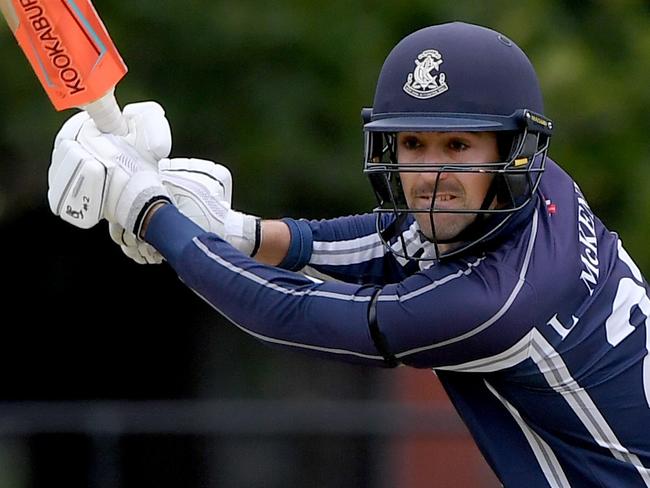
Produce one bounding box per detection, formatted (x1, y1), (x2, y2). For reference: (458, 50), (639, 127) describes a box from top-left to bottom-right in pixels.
(1, 0), (649, 268)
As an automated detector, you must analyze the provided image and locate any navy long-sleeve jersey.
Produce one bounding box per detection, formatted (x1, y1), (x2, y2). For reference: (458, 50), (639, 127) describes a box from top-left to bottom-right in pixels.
(145, 158), (650, 487)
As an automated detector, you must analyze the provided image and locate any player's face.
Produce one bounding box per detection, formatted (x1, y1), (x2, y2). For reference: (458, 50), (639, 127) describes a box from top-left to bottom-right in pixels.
(397, 131), (500, 245)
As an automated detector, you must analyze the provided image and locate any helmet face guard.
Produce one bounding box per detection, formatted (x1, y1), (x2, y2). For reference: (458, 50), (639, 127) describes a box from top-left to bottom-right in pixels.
(362, 22), (553, 262)
(363, 109), (553, 261)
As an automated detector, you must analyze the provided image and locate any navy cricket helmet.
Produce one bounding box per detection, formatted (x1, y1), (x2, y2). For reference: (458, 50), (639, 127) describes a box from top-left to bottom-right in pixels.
(363, 21), (553, 261)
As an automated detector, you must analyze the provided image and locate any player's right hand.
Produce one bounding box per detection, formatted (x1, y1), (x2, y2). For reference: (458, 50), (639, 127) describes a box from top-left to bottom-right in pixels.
(159, 158), (261, 256)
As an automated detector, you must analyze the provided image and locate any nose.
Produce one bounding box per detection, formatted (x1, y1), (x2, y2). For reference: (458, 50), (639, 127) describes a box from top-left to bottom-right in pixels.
(418, 169), (448, 187)
(419, 145), (452, 179)
(418, 145), (451, 184)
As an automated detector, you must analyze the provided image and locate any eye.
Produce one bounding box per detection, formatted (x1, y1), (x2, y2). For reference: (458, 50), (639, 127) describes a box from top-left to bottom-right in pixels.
(448, 138), (469, 152)
(400, 135), (422, 151)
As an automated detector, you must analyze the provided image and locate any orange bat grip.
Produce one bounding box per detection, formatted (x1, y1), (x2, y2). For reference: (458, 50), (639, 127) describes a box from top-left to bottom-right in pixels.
(2, 0), (128, 133)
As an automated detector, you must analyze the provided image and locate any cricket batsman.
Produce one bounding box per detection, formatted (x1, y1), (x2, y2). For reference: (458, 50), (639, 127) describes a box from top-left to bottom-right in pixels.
(46, 22), (650, 486)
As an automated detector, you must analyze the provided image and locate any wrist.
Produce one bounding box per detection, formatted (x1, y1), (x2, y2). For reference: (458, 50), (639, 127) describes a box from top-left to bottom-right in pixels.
(254, 220), (292, 266)
(139, 201), (171, 240)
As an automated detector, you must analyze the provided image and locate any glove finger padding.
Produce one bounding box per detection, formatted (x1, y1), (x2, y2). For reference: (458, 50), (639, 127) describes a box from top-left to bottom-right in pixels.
(159, 158), (232, 235)
(109, 221), (128, 246)
(54, 111), (90, 150)
(123, 101), (172, 163)
(134, 241), (164, 264)
(48, 140), (109, 229)
(120, 242), (149, 265)
(55, 101), (171, 172)
(159, 157), (232, 203)
(49, 135), (171, 234)
(158, 157), (260, 256)
(109, 222), (163, 264)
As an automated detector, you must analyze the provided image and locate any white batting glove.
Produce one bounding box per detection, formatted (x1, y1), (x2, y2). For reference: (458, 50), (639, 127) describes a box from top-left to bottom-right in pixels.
(110, 101), (171, 263)
(159, 158), (260, 256)
(48, 121), (172, 236)
(54, 101), (171, 166)
(53, 101), (172, 263)
(109, 224), (164, 264)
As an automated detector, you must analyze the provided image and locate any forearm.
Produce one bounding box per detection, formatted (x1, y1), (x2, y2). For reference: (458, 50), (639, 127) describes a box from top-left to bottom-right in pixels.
(141, 204), (388, 366)
(141, 203), (291, 266)
(140, 201), (169, 239)
(255, 220), (291, 266)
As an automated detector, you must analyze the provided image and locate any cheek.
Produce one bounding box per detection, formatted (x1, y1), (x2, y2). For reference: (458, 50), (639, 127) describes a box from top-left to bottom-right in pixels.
(464, 174), (494, 202)
(399, 173), (415, 194)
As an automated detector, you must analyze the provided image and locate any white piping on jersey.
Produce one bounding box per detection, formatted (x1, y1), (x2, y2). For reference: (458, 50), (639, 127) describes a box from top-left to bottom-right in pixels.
(451, 328), (650, 484)
(189, 239), (386, 362)
(485, 379), (571, 488)
(298, 266), (328, 283)
(529, 329), (650, 486)
(190, 288), (386, 362)
(311, 232), (386, 265)
(387, 209), (539, 359)
(193, 238), (373, 303)
(386, 256), (486, 304)
(309, 220), (427, 267)
(438, 329), (534, 373)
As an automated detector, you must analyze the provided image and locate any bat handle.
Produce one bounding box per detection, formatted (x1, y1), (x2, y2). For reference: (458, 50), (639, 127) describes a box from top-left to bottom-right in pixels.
(83, 88), (128, 136)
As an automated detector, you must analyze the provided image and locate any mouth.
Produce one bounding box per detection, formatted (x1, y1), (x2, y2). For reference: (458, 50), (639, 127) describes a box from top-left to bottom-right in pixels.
(415, 193), (458, 209)
(434, 194), (456, 202)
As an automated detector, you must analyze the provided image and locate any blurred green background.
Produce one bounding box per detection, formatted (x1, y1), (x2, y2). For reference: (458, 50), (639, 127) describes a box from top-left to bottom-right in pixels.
(2, 0), (649, 261)
(0, 1), (649, 487)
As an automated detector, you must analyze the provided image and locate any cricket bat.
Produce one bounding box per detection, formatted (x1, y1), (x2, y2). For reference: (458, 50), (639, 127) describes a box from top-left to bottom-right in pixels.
(0, 0), (128, 135)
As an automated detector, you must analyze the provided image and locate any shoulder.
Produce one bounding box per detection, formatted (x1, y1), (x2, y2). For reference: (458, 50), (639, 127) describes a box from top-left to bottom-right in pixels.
(516, 157), (623, 322)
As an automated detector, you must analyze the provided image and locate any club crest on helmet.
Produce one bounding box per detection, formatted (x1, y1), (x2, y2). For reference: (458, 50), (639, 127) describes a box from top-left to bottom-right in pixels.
(403, 49), (448, 100)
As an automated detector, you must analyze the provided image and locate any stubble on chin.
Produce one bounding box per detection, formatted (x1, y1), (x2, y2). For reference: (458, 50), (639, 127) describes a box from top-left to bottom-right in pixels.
(416, 212), (477, 242)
